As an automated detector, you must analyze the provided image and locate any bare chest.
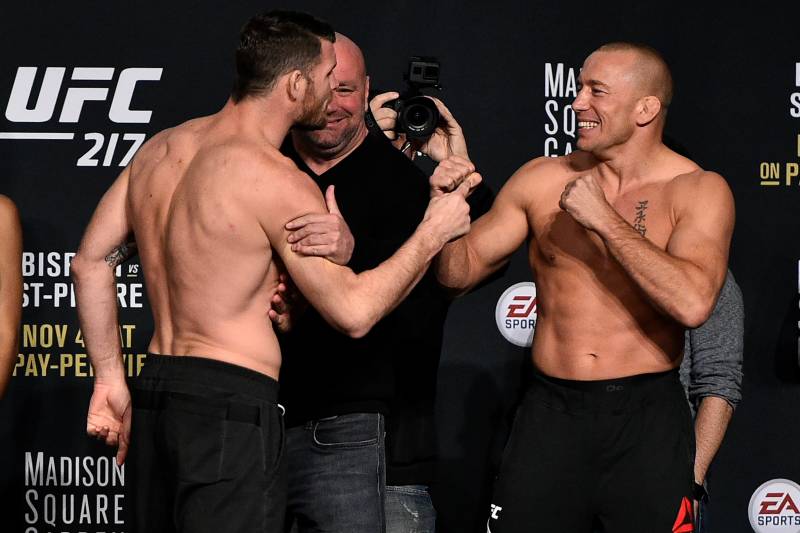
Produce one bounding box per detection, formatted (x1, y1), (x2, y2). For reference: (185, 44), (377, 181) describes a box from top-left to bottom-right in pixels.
(529, 186), (674, 268)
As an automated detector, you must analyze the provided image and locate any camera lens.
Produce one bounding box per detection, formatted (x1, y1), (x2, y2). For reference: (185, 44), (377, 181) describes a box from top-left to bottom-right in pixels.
(408, 106), (431, 128)
(399, 96), (439, 139)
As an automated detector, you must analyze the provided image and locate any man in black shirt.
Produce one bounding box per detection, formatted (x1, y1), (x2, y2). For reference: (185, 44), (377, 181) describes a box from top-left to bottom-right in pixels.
(276, 33), (492, 533)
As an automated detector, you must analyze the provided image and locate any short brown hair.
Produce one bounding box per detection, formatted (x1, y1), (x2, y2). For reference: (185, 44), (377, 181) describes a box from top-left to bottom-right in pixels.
(231, 10), (335, 102)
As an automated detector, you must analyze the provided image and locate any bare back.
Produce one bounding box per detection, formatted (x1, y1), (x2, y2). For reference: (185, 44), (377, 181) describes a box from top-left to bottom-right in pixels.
(127, 116), (288, 378)
(519, 151), (722, 379)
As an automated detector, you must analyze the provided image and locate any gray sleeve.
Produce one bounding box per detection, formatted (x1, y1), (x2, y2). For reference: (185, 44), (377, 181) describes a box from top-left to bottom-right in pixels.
(679, 270), (744, 410)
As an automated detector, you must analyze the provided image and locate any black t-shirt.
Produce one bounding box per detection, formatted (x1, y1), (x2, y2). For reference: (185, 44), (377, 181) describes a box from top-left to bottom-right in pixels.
(279, 131), (494, 485)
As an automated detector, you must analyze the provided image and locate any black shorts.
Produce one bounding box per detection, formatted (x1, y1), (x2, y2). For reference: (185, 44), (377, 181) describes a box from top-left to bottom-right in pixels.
(128, 354), (286, 533)
(488, 369), (695, 533)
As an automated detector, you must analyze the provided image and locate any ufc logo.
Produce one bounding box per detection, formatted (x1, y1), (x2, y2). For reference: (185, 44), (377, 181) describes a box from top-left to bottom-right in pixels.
(5, 67), (162, 123)
(506, 296), (536, 318)
(760, 492), (800, 514)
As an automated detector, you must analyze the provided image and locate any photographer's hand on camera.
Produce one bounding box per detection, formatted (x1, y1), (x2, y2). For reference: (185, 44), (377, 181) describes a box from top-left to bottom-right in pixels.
(416, 97), (469, 162)
(369, 91), (401, 140)
(368, 93), (469, 163)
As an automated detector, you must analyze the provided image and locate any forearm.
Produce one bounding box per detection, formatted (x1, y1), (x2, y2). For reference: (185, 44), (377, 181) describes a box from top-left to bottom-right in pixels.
(435, 238), (483, 296)
(336, 225), (442, 337)
(72, 258), (125, 382)
(599, 216), (717, 327)
(693, 396), (734, 483)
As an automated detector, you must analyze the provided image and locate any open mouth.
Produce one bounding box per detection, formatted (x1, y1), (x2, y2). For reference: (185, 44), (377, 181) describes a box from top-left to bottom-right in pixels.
(578, 121), (599, 130)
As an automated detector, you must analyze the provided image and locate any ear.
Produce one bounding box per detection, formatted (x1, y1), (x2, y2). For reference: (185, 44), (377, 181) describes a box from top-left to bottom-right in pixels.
(285, 70), (307, 103)
(363, 75), (370, 111)
(635, 95), (662, 126)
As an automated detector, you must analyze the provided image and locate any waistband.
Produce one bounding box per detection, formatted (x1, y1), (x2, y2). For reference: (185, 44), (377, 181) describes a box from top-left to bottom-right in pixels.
(529, 368), (682, 412)
(139, 353), (279, 403)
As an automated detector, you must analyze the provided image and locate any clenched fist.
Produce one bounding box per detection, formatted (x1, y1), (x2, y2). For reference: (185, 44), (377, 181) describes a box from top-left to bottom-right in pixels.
(429, 155), (481, 198)
(421, 178), (474, 247)
(559, 174), (613, 232)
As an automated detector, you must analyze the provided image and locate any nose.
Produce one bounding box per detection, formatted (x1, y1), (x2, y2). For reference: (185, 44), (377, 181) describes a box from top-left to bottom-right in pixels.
(572, 87), (589, 112)
(329, 71), (338, 90)
(326, 98), (340, 114)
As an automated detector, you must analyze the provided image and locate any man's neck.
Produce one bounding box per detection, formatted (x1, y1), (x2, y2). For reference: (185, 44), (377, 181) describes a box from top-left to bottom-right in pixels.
(222, 96), (294, 150)
(592, 137), (668, 192)
(292, 125), (369, 175)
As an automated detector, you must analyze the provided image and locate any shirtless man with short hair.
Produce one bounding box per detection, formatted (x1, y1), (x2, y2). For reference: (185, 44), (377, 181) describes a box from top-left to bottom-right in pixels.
(438, 42), (735, 532)
(0, 195), (22, 399)
(71, 10), (476, 533)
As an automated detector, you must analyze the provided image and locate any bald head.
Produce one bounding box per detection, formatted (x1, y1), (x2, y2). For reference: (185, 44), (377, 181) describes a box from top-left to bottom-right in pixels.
(292, 32), (370, 157)
(333, 32), (367, 83)
(593, 42), (673, 108)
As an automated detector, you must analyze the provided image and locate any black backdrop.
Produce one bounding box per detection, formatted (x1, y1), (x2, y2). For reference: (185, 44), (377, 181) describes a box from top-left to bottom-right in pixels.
(1, 2), (799, 532)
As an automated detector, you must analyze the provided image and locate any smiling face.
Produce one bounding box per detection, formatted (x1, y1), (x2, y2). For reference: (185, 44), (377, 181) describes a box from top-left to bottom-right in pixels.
(572, 49), (645, 156)
(299, 34), (369, 154)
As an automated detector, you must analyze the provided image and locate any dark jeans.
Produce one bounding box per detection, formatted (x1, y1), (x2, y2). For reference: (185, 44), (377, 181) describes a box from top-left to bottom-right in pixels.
(285, 413), (386, 533)
(385, 484), (436, 533)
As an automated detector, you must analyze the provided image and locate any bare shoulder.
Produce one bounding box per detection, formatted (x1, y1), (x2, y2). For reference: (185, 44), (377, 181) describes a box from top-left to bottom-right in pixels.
(669, 169), (735, 230)
(0, 195), (21, 231)
(505, 154), (575, 189)
(206, 141), (326, 223)
(0, 196), (21, 249)
(0, 195), (19, 218)
(130, 116), (213, 171)
(216, 139), (317, 194)
(671, 169), (734, 204)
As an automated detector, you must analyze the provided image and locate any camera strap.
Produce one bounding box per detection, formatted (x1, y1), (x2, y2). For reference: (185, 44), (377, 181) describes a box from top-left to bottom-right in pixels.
(364, 108), (388, 139)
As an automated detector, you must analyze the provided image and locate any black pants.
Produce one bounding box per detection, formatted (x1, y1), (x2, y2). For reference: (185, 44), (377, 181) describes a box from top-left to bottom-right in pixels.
(128, 354), (286, 533)
(488, 369), (695, 533)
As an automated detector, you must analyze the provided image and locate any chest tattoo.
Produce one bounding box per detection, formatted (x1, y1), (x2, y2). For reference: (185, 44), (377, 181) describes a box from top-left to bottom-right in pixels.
(633, 200), (649, 237)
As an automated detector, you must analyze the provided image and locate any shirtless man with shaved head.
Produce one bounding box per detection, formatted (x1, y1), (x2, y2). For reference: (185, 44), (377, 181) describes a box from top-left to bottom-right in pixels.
(71, 12), (475, 533)
(438, 42), (735, 532)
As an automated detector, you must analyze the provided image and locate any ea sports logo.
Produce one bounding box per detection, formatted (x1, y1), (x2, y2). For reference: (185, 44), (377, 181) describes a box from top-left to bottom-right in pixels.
(749, 478), (800, 532)
(495, 282), (537, 347)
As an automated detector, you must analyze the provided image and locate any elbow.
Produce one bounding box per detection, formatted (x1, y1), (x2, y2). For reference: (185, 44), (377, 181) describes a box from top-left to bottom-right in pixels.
(70, 253), (90, 283)
(435, 269), (473, 298)
(70, 252), (108, 288)
(677, 296), (715, 329)
(436, 276), (469, 297)
(325, 304), (376, 339)
(340, 313), (375, 339)
(344, 323), (372, 339)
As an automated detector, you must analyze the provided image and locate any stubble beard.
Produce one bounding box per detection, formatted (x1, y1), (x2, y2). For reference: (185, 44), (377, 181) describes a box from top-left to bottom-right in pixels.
(294, 81), (330, 131)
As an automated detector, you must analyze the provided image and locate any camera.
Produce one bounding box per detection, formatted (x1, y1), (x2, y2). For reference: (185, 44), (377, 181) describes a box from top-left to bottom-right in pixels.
(383, 57), (442, 140)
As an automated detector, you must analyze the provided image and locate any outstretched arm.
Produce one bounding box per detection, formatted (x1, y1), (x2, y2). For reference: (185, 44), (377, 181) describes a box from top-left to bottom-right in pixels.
(263, 159), (478, 338)
(0, 196), (22, 398)
(71, 167), (136, 465)
(435, 161), (532, 295)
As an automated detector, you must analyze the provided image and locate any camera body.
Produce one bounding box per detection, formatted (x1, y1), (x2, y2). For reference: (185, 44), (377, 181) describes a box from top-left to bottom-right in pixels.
(383, 57), (441, 140)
